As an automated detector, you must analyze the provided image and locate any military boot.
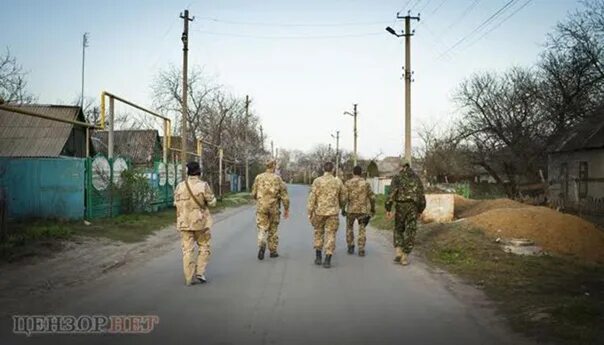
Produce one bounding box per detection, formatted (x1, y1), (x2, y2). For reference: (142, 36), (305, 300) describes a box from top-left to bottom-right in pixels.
(314, 250), (322, 265)
(258, 245), (266, 260)
(394, 247), (403, 264)
(358, 249), (366, 257)
(270, 252), (279, 258)
(347, 245), (355, 254)
(401, 253), (410, 266)
(323, 254), (332, 268)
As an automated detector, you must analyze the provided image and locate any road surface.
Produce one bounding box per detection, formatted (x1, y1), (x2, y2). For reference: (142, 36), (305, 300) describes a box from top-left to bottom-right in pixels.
(1, 184), (530, 345)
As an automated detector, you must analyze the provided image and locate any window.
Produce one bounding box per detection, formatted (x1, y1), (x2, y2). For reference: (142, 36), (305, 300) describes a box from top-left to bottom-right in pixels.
(578, 161), (588, 198)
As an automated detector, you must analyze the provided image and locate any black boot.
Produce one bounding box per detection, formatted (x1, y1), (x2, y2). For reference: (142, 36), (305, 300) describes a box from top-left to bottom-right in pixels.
(347, 245), (355, 254)
(258, 245), (266, 260)
(270, 251), (279, 258)
(323, 254), (332, 268)
(314, 250), (322, 265)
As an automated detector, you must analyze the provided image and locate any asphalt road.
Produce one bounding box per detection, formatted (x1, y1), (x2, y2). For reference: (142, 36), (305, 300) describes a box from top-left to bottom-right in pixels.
(1, 184), (530, 345)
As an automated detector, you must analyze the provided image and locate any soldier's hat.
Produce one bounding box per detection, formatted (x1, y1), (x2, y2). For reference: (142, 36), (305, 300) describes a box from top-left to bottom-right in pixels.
(186, 161), (201, 176)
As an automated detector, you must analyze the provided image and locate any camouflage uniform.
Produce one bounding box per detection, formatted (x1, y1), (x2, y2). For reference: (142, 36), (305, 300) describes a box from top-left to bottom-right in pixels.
(307, 173), (347, 255)
(251, 170), (290, 253)
(344, 176), (375, 251)
(385, 167), (426, 255)
(174, 176), (217, 284)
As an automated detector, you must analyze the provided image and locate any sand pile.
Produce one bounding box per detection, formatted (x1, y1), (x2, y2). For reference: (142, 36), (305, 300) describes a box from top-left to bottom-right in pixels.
(454, 196), (604, 262)
(454, 195), (525, 218)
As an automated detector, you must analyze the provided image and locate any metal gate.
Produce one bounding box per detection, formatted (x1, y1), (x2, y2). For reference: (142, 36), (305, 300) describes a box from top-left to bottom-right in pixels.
(85, 154), (130, 218)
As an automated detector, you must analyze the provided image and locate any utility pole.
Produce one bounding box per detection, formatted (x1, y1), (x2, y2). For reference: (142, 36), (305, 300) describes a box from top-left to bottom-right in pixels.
(218, 147), (223, 196)
(180, 9), (194, 178)
(331, 131), (340, 177)
(271, 140), (274, 158)
(259, 125), (264, 152)
(386, 12), (420, 165)
(344, 104), (358, 166)
(80, 33), (89, 107)
(244, 95), (250, 191)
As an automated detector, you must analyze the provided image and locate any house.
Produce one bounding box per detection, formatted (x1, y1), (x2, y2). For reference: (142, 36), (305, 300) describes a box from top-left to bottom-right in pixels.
(0, 104), (88, 158)
(548, 111), (604, 213)
(367, 156), (403, 194)
(0, 104), (89, 219)
(92, 130), (162, 168)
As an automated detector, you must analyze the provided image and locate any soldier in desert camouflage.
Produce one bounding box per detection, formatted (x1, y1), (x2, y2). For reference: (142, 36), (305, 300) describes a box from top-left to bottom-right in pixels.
(385, 158), (426, 266)
(343, 165), (375, 257)
(174, 161), (217, 286)
(251, 159), (290, 260)
(307, 161), (347, 268)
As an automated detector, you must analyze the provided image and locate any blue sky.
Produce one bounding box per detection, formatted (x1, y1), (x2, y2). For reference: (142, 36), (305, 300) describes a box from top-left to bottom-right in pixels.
(0, 0), (582, 158)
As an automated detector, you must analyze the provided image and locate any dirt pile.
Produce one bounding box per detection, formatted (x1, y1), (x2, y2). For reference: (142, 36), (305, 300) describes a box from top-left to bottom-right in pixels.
(454, 195), (525, 218)
(454, 196), (604, 262)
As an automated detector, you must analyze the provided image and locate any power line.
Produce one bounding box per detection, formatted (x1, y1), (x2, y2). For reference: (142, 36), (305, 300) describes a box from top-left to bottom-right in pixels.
(418, 0), (433, 13)
(464, 0), (533, 49)
(443, 0), (481, 34)
(192, 29), (382, 40)
(430, 0), (448, 15)
(438, 0), (518, 58)
(196, 16), (391, 27)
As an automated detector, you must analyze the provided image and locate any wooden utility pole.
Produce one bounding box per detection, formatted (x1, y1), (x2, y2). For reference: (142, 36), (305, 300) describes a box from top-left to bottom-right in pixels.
(180, 9), (194, 178)
(400, 13), (419, 164)
(245, 95), (250, 191)
(344, 104), (358, 166)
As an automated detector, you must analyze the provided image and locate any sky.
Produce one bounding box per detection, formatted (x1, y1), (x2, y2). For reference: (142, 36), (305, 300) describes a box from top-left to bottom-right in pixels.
(0, 0), (583, 159)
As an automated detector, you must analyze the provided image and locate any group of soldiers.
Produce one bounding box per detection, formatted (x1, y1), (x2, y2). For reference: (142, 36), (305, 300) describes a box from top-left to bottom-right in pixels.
(173, 157), (426, 286)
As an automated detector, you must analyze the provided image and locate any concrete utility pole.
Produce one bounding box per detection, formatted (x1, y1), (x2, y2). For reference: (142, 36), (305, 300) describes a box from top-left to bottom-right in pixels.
(343, 104), (358, 166)
(80, 33), (89, 107)
(259, 125), (264, 151)
(386, 12), (419, 165)
(180, 9), (194, 178)
(244, 95), (250, 191)
(331, 131), (340, 177)
(271, 140), (274, 158)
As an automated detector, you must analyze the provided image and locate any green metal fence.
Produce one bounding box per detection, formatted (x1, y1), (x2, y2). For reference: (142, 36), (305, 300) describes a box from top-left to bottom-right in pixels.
(85, 156), (183, 219)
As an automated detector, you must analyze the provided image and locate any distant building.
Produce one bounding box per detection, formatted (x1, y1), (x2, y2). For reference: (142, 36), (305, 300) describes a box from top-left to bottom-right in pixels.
(368, 156), (403, 194)
(92, 130), (162, 167)
(548, 111), (604, 213)
(0, 104), (88, 158)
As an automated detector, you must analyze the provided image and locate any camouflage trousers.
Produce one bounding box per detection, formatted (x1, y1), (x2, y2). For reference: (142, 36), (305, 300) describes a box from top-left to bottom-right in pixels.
(346, 213), (367, 250)
(180, 230), (211, 283)
(393, 202), (418, 254)
(312, 215), (339, 255)
(256, 208), (281, 253)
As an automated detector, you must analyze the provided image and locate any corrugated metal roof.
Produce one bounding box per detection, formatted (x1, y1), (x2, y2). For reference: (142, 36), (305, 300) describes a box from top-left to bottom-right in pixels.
(92, 130), (161, 165)
(0, 104), (83, 157)
(553, 111), (604, 153)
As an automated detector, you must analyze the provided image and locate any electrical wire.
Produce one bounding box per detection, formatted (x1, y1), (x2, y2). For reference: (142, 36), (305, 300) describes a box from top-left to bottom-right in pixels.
(196, 17), (391, 27)
(192, 29), (383, 40)
(464, 0), (533, 48)
(438, 0), (519, 58)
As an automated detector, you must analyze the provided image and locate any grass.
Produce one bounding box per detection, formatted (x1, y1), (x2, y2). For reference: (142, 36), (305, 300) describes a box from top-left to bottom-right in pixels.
(1, 192), (252, 262)
(370, 194), (394, 231)
(370, 195), (604, 345)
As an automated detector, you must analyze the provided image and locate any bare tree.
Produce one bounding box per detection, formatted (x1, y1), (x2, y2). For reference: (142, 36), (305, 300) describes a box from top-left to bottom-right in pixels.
(0, 48), (35, 104)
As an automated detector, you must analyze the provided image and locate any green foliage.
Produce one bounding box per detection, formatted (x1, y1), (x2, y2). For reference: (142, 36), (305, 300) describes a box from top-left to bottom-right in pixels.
(454, 183), (471, 199)
(118, 169), (155, 214)
(367, 161), (379, 178)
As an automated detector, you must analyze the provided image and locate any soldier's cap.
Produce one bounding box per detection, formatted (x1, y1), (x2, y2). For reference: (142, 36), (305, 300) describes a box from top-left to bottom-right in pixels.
(186, 161), (201, 176)
(400, 157), (411, 167)
(266, 159), (277, 169)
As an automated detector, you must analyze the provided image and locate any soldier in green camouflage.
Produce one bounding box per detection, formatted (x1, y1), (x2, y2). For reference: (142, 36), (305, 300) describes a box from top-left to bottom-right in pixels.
(385, 158), (426, 265)
(343, 165), (375, 257)
(307, 161), (347, 268)
(252, 159), (290, 260)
